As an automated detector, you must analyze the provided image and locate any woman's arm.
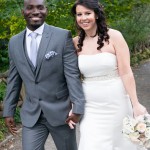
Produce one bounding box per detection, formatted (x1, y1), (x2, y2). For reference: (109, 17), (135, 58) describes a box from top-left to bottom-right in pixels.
(110, 29), (147, 117)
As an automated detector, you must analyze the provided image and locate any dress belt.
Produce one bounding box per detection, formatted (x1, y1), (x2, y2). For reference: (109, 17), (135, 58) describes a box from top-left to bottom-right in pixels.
(82, 71), (119, 81)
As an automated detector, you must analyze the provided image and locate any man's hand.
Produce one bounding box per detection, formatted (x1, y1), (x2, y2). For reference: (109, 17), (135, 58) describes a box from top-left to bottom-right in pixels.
(5, 117), (17, 135)
(66, 113), (81, 129)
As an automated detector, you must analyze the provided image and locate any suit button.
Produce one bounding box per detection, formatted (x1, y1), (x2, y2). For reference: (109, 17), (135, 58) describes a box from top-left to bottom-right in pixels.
(39, 99), (42, 101)
(35, 81), (39, 84)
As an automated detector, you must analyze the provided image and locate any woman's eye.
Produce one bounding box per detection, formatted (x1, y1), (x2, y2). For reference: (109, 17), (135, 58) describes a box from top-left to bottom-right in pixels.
(77, 14), (82, 17)
(86, 12), (91, 15)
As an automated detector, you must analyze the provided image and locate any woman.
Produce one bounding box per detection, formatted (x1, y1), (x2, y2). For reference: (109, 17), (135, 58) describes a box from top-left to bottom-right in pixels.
(70, 0), (148, 150)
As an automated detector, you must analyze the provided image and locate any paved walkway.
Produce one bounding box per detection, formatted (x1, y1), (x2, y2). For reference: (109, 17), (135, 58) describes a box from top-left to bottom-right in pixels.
(133, 60), (150, 113)
(0, 59), (150, 150)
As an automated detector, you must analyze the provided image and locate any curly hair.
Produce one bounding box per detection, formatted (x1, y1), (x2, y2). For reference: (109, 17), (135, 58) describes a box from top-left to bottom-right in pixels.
(71, 0), (110, 52)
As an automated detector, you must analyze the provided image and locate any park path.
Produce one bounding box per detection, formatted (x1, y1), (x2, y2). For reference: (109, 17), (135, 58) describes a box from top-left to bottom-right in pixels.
(0, 59), (150, 150)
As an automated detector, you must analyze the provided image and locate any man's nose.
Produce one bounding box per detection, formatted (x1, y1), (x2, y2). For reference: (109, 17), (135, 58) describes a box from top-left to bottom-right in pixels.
(32, 7), (40, 14)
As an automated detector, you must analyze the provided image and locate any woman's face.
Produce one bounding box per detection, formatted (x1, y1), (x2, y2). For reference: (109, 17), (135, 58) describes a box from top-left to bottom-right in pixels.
(76, 5), (97, 32)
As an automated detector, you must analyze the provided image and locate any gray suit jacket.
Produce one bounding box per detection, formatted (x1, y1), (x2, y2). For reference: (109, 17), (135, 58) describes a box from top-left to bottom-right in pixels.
(3, 24), (85, 127)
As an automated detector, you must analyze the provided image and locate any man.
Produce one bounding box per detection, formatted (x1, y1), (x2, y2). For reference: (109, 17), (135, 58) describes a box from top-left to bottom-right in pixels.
(3, 0), (85, 149)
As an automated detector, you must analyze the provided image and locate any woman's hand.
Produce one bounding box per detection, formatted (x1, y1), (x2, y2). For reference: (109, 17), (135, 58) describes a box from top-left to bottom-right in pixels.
(133, 102), (148, 118)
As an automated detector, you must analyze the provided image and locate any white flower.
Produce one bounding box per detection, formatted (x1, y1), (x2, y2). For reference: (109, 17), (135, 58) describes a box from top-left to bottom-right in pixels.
(145, 127), (150, 139)
(145, 114), (150, 125)
(122, 114), (150, 148)
(145, 114), (150, 119)
(123, 117), (136, 133)
(129, 132), (140, 142)
(135, 122), (147, 133)
(144, 140), (150, 148)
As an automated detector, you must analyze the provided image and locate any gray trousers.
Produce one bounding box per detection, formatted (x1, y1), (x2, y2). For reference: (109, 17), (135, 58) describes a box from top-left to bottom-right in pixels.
(22, 112), (77, 150)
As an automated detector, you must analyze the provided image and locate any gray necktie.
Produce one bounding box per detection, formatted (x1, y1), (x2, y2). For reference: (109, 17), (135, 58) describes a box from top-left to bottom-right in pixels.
(30, 32), (38, 67)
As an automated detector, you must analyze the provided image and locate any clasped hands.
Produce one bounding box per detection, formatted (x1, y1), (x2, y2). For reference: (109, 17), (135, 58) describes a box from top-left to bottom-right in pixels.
(5, 111), (80, 135)
(66, 109), (81, 129)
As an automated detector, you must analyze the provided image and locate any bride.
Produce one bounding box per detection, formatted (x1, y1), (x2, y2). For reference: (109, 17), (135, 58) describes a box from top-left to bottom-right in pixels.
(69, 0), (148, 150)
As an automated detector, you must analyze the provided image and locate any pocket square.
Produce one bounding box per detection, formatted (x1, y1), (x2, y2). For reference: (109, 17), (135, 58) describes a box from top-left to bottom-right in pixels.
(45, 51), (58, 60)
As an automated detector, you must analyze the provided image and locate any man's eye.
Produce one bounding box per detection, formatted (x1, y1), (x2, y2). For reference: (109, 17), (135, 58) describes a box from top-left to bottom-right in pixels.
(38, 5), (45, 10)
(26, 6), (32, 10)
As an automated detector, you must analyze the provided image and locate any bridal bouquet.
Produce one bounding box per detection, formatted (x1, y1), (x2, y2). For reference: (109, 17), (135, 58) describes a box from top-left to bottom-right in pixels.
(122, 114), (150, 149)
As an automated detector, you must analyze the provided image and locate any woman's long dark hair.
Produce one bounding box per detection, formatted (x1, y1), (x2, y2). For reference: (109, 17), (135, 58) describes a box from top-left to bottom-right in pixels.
(71, 0), (109, 52)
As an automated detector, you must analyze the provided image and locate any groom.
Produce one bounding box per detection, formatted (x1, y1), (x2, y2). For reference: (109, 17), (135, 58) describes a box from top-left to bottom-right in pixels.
(3, 0), (85, 149)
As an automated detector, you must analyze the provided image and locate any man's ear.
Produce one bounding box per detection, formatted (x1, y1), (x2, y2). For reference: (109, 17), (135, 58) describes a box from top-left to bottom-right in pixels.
(46, 7), (48, 15)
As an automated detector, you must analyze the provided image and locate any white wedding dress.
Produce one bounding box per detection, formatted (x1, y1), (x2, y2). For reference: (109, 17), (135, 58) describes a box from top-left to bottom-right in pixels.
(78, 52), (145, 150)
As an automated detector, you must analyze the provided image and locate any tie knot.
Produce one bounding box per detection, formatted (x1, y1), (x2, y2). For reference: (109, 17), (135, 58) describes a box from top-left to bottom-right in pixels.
(30, 32), (38, 39)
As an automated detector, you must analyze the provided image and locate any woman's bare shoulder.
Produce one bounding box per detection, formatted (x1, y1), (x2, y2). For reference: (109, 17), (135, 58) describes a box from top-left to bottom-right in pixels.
(108, 28), (123, 39)
(73, 36), (79, 49)
(73, 36), (79, 43)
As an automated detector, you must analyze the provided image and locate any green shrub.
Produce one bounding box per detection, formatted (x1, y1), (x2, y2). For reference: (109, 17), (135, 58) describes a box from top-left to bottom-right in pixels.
(14, 107), (21, 123)
(131, 48), (150, 66)
(110, 3), (150, 54)
(0, 82), (6, 102)
(0, 118), (8, 141)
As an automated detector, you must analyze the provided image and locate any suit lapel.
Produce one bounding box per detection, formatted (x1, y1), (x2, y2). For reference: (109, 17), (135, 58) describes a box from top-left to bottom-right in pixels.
(18, 30), (35, 77)
(35, 24), (53, 78)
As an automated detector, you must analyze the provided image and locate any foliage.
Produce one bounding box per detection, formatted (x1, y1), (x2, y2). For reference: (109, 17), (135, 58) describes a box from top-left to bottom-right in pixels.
(0, 47), (8, 72)
(0, 0), (24, 39)
(0, 118), (8, 141)
(14, 107), (21, 123)
(131, 48), (150, 66)
(46, 0), (75, 34)
(0, 0), (25, 71)
(0, 0), (149, 65)
(0, 82), (6, 102)
(100, 0), (150, 24)
(109, 3), (150, 53)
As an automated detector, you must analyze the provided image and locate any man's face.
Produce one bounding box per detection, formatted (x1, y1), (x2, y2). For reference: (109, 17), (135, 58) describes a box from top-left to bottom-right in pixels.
(22, 0), (48, 31)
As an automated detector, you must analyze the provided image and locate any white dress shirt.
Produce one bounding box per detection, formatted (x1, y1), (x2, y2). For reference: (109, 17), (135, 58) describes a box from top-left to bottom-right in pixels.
(25, 23), (45, 60)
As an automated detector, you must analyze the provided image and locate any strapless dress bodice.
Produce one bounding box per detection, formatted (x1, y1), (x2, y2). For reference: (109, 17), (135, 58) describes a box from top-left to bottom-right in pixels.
(78, 52), (118, 78)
